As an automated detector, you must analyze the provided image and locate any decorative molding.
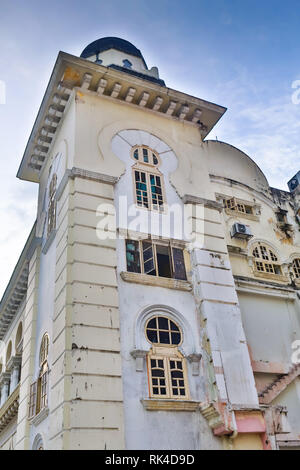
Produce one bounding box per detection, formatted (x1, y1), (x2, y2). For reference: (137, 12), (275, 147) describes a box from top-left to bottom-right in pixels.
(56, 167), (118, 201)
(30, 406), (49, 427)
(182, 194), (223, 212)
(141, 399), (199, 411)
(234, 276), (296, 299)
(199, 401), (234, 436)
(120, 271), (192, 291)
(187, 354), (202, 376)
(130, 349), (148, 372)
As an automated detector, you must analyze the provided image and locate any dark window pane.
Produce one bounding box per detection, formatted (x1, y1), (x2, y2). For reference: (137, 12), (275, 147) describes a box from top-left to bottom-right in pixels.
(172, 248), (187, 280)
(171, 370), (183, 378)
(151, 359), (156, 368)
(135, 171), (140, 181)
(144, 259), (155, 274)
(158, 360), (164, 368)
(171, 332), (181, 345)
(147, 318), (156, 329)
(126, 240), (141, 273)
(158, 317), (169, 330)
(179, 380), (184, 387)
(170, 321), (179, 332)
(152, 369), (164, 377)
(152, 378), (158, 385)
(146, 329), (157, 343)
(179, 389), (185, 396)
(153, 154), (158, 165)
(159, 331), (170, 344)
(173, 389), (178, 395)
(160, 379), (165, 386)
(170, 361), (175, 369)
(156, 245), (171, 278)
(160, 388), (166, 395)
(153, 387), (159, 394)
(134, 149), (139, 160)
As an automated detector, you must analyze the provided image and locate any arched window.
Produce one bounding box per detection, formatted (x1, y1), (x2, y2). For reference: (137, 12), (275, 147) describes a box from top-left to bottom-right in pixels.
(6, 341), (12, 365)
(32, 433), (44, 450)
(28, 333), (49, 419)
(252, 244), (282, 275)
(15, 322), (23, 352)
(145, 316), (189, 399)
(123, 59), (132, 69)
(132, 146), (165, 212)
(47, 173), (57, 236)
(292, 258), (300, 279)
(37, 334), (49, 413)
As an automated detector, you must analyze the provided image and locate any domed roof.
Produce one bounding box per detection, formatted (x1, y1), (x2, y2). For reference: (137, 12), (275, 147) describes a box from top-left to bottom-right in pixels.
(80, 37), (147, 67)
(204, 140), (270, 195)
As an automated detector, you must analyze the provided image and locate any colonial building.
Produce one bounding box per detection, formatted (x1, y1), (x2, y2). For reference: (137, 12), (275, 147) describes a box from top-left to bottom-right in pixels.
(0, 37), (299, 450)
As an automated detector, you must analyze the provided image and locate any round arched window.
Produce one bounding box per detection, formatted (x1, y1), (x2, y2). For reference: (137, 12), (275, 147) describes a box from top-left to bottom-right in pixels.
(132, 146), (159, 166)
(145, 316), (182, 346)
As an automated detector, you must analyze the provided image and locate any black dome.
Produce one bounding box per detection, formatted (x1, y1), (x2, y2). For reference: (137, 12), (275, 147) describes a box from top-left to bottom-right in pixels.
(80, 37), (147, 67)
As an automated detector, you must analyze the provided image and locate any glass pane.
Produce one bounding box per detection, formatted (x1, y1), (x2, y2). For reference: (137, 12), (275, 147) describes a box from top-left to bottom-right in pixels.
(153, 154), (158, 165)
(125, 240), (141, 273)
(159, 331), (170, 344)
(170, 321), (179, 332)
(143, 148), (149, 162)
(160, 388), (166, 395)
(171, 332), (181, 345)
(152, 369), (164, 377)
(134, 149), (139, 160)
(172, 248), (187, 280)
(147, 318), (156, 329)
(158, 317), (169, 330)
(146, 329), (157, 343)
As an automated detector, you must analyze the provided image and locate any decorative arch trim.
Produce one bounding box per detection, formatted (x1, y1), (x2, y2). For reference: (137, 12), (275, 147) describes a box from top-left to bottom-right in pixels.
(135, 304), (196, 356)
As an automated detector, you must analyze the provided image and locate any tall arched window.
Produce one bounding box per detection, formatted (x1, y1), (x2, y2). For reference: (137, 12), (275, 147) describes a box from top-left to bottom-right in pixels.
(145, 316), (189, 399)
(28, 333), (49, 419)
(292, 258), (300, 279)
(132, 146), (165, 212)
(37, 333), (49, 413)
(252, 244), (282, 275)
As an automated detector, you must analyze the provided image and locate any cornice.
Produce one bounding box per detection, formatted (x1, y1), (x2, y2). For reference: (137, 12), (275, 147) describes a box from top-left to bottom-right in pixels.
(17, 51), (226, 183)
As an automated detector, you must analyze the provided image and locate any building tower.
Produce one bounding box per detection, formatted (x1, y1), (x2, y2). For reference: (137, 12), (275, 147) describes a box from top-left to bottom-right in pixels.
(0, 37), (299, 450)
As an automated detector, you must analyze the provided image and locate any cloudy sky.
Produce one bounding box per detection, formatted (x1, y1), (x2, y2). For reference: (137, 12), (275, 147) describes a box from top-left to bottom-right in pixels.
(0, 0), (300, 297)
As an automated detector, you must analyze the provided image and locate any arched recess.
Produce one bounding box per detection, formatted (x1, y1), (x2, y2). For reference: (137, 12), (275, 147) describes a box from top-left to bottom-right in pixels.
(6, 341), (12, 365)
(97, 119), (181, 179)
(135, 304), (197, 356)
(32, 433), (44, 450)
(15, 322), (23, 352)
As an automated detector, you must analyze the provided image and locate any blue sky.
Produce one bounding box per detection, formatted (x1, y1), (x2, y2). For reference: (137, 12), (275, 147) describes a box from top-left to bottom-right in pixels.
(0, 0), (300, 296)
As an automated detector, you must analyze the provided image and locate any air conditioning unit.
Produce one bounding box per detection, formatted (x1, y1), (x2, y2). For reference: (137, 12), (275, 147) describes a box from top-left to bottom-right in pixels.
(288, 171), (300, 192)
(230, 223), (253, 240)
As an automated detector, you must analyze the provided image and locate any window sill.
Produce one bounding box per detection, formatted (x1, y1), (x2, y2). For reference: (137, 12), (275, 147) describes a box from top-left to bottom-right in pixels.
(42, 229), (56, 254)
(120, 272), (192, 291)
(30, 406), (49, 426)
(253, 271), (289, 283)
(225, 208), (259, 221)
(141, 399), (199, 412)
